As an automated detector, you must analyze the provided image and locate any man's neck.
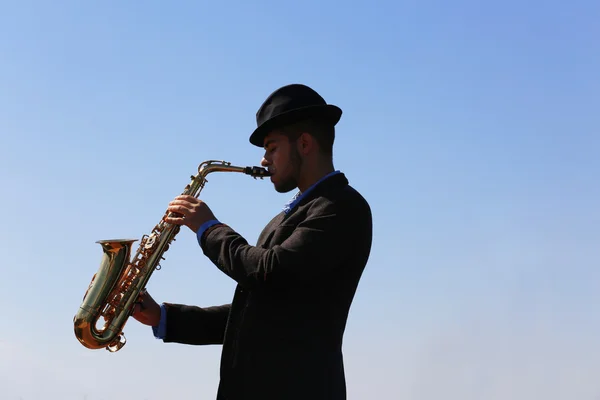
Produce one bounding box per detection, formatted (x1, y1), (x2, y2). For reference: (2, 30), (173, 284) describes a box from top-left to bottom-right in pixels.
(297, 163), (335, 193)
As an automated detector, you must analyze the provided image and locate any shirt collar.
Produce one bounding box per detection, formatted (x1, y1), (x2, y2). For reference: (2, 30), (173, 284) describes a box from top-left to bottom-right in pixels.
(283, 170), (341, 214)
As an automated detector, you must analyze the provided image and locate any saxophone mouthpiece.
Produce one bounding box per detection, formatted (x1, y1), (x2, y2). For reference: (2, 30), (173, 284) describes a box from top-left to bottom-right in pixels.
(244, 166), (272, 178)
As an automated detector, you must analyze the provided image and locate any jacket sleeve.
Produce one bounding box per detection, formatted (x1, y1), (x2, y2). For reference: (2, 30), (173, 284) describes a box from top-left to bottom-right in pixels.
(161, 303), (231, 345)
(199, 199), (356, 289)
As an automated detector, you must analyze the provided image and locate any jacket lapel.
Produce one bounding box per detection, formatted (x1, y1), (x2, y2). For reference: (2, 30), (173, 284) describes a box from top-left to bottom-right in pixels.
(255, 173), (349, 248)
(256, 212), (286, 247)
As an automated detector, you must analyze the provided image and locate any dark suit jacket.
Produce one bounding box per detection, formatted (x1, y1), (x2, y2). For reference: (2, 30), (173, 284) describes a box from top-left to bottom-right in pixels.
(161, 173), (373, 400)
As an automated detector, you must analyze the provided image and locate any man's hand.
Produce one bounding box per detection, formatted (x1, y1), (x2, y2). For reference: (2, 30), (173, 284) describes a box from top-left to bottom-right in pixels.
(164, 194), (217, 233)
(132, 291), (161, 327)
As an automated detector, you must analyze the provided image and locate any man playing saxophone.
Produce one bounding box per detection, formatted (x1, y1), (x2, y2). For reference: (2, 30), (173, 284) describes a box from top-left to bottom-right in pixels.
(132, 83), (373, 400)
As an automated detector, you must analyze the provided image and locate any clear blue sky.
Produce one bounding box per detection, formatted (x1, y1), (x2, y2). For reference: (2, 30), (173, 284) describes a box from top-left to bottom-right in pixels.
(1, 1), (599, 399)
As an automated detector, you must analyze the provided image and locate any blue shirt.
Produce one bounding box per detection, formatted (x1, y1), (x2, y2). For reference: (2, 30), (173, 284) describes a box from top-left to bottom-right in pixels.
(152, 170), (341, 339)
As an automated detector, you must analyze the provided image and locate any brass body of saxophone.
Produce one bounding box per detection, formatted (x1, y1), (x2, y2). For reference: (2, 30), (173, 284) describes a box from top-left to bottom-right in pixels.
(73, 160), (270, 352)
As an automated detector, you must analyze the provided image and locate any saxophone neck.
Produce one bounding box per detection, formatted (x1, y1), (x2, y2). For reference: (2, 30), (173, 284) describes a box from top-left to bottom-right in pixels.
(197, 160), (271, 179)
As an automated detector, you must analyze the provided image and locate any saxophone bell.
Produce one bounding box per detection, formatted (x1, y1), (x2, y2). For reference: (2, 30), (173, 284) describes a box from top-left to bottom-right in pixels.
(73, 238), (138, 352)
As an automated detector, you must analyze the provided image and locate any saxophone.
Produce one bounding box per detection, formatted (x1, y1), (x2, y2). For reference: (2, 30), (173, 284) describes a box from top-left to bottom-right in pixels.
(73, 160), (270, 352)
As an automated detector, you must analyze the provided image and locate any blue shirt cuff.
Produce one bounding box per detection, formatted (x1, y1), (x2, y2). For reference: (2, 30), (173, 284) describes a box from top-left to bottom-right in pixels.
(196, 219), (221, 243)
(152, 303), (168, 339)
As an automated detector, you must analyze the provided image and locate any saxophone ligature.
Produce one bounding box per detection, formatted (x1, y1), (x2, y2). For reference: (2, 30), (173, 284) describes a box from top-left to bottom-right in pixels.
(73, 160), (270, 352)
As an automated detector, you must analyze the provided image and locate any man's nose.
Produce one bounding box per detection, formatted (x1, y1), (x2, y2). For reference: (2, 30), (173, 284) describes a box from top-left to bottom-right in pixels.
(261, 157), (270, 167)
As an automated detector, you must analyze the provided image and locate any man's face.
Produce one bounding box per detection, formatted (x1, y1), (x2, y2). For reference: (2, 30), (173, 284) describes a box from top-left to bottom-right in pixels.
(260, 131), (303, 193)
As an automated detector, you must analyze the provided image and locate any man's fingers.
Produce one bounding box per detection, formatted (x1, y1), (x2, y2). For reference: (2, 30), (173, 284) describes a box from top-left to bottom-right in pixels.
(174, 195), (198, 202)
(132, 303), (142, 316)
(168, 204), (188, 214)
(164, 215), (185, 225)
(164, 206), (189, 226)
(168, 199), (195, 210)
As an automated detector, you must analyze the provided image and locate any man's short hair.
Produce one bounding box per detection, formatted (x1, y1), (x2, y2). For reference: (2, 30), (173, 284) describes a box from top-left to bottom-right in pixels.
(280, 119), (335, 155)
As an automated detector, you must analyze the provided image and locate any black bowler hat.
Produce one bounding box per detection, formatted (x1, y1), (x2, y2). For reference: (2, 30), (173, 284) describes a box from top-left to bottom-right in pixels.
(249, 84), (342, 147)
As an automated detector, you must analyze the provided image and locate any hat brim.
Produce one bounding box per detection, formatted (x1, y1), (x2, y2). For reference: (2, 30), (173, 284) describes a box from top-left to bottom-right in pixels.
(249, 104), (342, 147)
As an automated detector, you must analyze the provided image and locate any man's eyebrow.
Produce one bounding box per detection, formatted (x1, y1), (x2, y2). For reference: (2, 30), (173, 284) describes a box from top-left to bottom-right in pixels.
(263, 139), (275, 149)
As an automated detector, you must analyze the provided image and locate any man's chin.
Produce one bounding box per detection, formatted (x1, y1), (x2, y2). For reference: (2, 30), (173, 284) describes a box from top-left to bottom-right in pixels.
(272, 178), (297, 193)
(274, 184), (296, 194)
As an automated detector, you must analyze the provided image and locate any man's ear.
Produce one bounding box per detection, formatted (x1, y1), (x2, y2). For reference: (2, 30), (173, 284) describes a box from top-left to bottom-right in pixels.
(298, 132), (314, 155)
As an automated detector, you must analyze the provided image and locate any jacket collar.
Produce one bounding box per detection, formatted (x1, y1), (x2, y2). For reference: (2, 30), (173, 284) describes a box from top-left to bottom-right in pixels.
(282, 171), (347, 214)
